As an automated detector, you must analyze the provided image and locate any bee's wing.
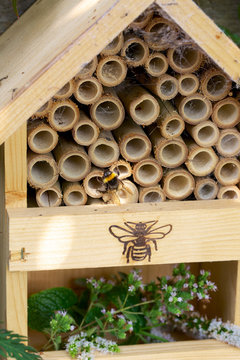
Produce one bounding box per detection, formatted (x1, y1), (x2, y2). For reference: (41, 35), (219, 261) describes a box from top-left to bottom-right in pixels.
(146, 224), (172, 239)
(109, 225), (137, 243)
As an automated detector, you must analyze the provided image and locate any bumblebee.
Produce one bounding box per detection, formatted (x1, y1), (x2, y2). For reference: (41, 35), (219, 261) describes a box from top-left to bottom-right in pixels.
(101, 168), (132, 204)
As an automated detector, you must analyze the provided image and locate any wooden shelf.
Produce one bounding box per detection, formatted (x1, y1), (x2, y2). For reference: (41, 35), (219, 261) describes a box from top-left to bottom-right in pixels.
(8, 199), (240, 271)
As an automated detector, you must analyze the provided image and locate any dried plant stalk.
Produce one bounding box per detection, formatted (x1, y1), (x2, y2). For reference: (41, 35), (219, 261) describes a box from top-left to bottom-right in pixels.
(75, 57), (98, 79)
(217, 185), (240, 200)
(114, 117), (152, 162)
(36, 181), (62, 207)
(133, 157), (163, 187)
(162, 167), (195, 200)
(53, 137), (91, 181)
(117, 84), (159, 125)
(144, 17), (178, 51)
(33, 99), (53, 118)
(28, 120), (58, 154)
(62, 181), (87, 206)
(102, 180), (138, 204)
(27, 150), (58, 189)
(129, 10), (153, 29)
(139, 185), (166, 203)
(194, 177), (218, 200)
(214, 157), (240, 186)
(48, 99), (80, 132)
(96, 55), (127, 87)
(72, 111), (100, 146)
(176, 93), (212, 125)
(144, 52), (168, 77)
(167, 45), (203, 74)
(90, 88), (125, 130)
(155, 100), (185, 138)
(212, 97), (240, 128)
(88, 130), (119, 168)
(177, 73), (199, 96)
(121, 35), (149, 67)
(110, 160), (132, 179)
(83, 167), (104, 198)
(101, 32), (124, 56)
(139, 73), (178, 100)
(74, 77), (103, 105)
(186, 120), (219, 148)
(216, 128), (240, 157)
(53, 79), (75, 99)
(200, 68), (232, 101)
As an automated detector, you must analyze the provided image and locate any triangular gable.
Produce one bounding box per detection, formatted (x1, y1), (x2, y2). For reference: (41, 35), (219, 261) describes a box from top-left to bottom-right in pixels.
(0, 0), (239, 145)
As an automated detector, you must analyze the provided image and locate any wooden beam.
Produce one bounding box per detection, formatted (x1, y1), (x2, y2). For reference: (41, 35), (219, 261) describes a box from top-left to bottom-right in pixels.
(0, 0), (153, 145)
(157, 0), (240, 83)
(42, 340), (240, 359)
(8, 200), (240, 271)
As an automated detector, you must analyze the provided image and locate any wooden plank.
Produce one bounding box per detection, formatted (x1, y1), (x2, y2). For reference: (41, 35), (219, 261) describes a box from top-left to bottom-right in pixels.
(4, 125), (28, 336)
(0, 144), (5, 326)
(42, 340), (240, 360)
(156, 0), (240, 83)
(8, 200), (240, 271)
(0, 0), (153, 145)
(234, 261), (240, 325)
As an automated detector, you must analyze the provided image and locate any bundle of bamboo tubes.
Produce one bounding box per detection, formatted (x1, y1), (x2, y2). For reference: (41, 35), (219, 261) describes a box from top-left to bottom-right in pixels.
(27, 5), (240, 207)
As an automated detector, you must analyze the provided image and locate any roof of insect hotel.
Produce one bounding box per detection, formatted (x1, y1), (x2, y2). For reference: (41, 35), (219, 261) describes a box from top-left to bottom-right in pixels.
(0, 0), (240, 146)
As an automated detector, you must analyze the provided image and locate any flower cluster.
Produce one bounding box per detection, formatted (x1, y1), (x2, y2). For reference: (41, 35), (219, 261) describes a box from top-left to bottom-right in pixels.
(66, 332), (119, 359)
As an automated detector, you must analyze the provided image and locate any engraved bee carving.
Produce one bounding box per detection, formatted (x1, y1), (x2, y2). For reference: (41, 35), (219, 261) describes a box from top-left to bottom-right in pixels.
(109, 221), (172, 263)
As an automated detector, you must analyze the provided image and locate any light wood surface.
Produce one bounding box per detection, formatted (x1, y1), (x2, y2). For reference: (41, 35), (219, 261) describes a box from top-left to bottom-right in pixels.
(7, 200), (240, 271)
(42, 340), (240, 359)
(4, 125), (28, 336)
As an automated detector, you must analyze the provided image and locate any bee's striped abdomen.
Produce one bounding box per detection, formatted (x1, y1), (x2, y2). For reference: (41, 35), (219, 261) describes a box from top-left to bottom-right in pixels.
(132, 246), (148, 261)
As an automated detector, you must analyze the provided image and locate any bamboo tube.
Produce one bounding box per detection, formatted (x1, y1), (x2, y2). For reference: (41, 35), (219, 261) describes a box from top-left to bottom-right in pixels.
(110, 160), (132, 179)
(87, 197), (105, 205)
(186, 121), (219, 148)
(144, 17), (178, 51)
(177, 73), (199, 96)
(139, 185), (166, 203)
(72, 111), (99, 146)
(133, 157), (163, 187)
(53, 137), (91, 181)
(216, 128), (240, 157)
(121, 36), (149, 67)
(96, 55), (127, 87)
(212, 97), (240, 128)
(48, 99), (80, 132)
(33, 99), (53, 118)
(140, 73), (179, 101)
(88, 130), (119, 168)
(74, 77), (103, 105)
(36, 181), (62, 207)
(54, 79), (75, 99)
(162, 168), (195, 200)
(167, 45), (203, 74)
(214, 158), (240, 186)
(62, 181), (87, 206)
(155, 100), (185, 139)
(83, 167), (104, 198)
(150, 128), (188, 168)
(90, 88), (125, 130)
(27, 150), (58, 189)
(113, 117), (152, 162)
(129, 10), (153, 29)
(102, 180), (138, 204)
(176, 93), (212, 125)
(101, 32), (124, 56)
(144, 52), (168, 77)
(185, 140), (218, 177)
(117, 84), (160, 126)
(200, 68), (232, 101)
(75, 56), (98, 79)
(217, 185), (240, 200)
(27, 120), (59, 154)
(194, 177), (218, 200)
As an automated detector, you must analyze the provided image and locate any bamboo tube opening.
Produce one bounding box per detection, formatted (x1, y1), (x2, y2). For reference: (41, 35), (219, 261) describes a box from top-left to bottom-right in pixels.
(94, 144), (115, 162)
(74, 78), (102, 105)
(216, 129), (240, 157)
(178, 94), (212, 124)
(163, 169), (194, 200)
(145, 53), (168, 77)
(101, 32), (124, 56)
(144, 18), (178, 51)
(220, 164), (239, 182)
(130, 11), (153, 29)
(168, 46), (202, 73)
(162, 143), (185, 166)
(218, 186), (240, 199)
(178, 74), (199, 96)
(73, 120), (99, 147)
(201, 69), (231, 101)
(213, 99), (240, 128)
(75, 57), (98, 79)
(189, 121), (220, 147)
(159, 77), (178, 100)
(54, 80), (74, 99)
(110, 160), (132, 179)
(36, 182), (62, 207)
(32, 131), (54, 151)
(96, 56), (127, 87)
(165, 119), (183, 137)
(194, 178), (218, 200)
(110, 180), (138, 204)
(215, 158), (240, 185)
(49, 101), (79, 131)
(134, 98), (158, 123)
(61, 155), (89, 181)
(139, 186), (166, 203)
(34, 100), (53, 118)
(190, 150), (217, 175)
(28, 122), (58, 154)
(32, 161), (54, 185)
(68, 191), (84, 205)
(83, 168), (104, 198)
(28, 151), (59, 189)
(125, 138), (147, 160)
(133, 158), (162, 187)
(207, 75), (229, 98)
(92, 100), (123, 130)
(88, 131), (119, 167)
(121, 37), (149, 67)
(62, 182), (87, 206)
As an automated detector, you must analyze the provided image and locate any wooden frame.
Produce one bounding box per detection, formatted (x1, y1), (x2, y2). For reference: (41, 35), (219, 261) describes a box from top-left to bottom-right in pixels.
(1, 0), (240, 359)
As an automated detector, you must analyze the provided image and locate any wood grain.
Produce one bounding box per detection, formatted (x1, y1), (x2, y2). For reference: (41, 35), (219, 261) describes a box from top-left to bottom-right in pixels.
(8, 200), (240, 271)
(42, 340), (240, 359)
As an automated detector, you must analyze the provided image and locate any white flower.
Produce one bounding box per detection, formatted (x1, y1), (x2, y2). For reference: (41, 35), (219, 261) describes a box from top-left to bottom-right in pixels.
(57, 310), (67, 317)
(110, 308), (115, 314)
(169, 296), (173, 302)
(162, 284), (168, 290)
(70, 325), (75, 331)
(200, 269), (205, 275)
(193, 283), (198, 288)
(128, 285), (135, 292)
(101, 308), (106, 314)
(177, 297), (183, 302)
(183, 283), (189, 288)
(99, 277), (105, 283)
(189, 304), (194, 311)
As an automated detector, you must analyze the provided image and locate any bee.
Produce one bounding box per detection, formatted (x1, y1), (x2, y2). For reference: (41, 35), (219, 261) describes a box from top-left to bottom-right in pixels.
(100, 168), (132, 204)
(109, 220), (172, 263)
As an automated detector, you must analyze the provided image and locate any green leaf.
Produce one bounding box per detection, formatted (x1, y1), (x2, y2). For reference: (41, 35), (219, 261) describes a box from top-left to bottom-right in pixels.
(0, 329), (41, 360)
(95, 317), (104, 329)
(140, 330), (169, 342)
(28, 287), (78, 332)
(11, 0), (19, 18)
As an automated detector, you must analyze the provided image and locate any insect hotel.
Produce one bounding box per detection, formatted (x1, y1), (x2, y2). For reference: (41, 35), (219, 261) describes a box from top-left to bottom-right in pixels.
(1, 0), (240, 358)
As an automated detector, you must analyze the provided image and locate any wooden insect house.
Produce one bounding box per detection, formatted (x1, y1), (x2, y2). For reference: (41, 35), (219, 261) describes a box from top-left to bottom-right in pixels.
(1, 0), (240, 358)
